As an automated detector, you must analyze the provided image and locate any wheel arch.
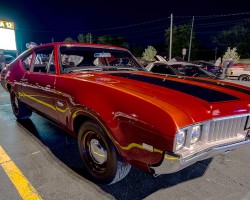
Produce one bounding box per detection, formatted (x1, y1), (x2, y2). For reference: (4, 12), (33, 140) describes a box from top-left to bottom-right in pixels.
(73, 114), (95, 136)
(6, 83), (12, 92)
(72, 111), (117, 148)
(238, 74), (250, 80)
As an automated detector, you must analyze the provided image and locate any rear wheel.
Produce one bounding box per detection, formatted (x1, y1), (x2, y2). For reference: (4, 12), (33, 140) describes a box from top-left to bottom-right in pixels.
(10, 89), (32, 119)
(78, 120), (131, 184)
(238, 74), (250, 81)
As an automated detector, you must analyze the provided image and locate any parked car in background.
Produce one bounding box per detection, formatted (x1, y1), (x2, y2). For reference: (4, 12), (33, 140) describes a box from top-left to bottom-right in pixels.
(145, 61), (179, 75)
(231, 63), (249, 68)
(155, 55), (167, 61)
(192, 60), (222, 76)
(138, 55), (167, 67)
(1, 42), (250, 184)
(227, 67), (250, 81)
(4, 55), (15, 65)
(0, 54), (15, 71)
(146, 61), (219, 79)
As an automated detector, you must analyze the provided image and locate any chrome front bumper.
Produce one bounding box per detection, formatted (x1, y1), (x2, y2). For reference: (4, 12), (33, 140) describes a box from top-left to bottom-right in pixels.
(150, 137), (250, 175)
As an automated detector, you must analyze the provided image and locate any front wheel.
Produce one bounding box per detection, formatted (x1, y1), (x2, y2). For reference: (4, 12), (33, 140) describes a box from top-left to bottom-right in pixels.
(10, 89), (32, 119)
(78, 120), (131, 184)
(238, 74), (250, 81)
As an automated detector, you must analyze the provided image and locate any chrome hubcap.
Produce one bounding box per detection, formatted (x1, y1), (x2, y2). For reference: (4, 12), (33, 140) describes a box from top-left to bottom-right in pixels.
(89, 138), (107, 164)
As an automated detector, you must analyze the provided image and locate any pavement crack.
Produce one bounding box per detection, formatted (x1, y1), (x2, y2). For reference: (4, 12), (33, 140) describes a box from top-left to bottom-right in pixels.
(224, 174), (245, 188)
(212, 166), (249, 189)
(15, 150), (42, 161)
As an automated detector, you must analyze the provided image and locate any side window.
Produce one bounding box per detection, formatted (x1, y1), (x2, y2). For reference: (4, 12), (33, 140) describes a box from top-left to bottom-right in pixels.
(31, 47), (55, 74)
(151, 64), (176, 75)
(22, 53), (33, 71)
(172, 65), (186, 75)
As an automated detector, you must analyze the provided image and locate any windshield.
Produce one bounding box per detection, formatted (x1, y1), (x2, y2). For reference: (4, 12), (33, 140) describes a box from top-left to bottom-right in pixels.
(59, 46), (144, 73)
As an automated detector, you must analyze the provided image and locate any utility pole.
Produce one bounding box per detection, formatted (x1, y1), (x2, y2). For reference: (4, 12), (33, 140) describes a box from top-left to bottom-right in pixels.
(169, 13), (173, 61)
(188, 16), (194, 62)
(89, 33), (92, 44)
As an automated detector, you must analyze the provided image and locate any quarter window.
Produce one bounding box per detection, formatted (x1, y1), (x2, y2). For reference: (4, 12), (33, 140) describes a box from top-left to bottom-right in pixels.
(22, 53), (33, 71)
(151, 64), (176, 75)
(31, 47), (55, 74)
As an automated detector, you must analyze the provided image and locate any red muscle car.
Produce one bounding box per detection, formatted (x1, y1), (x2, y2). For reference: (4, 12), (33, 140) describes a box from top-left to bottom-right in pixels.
(1, 42), (250, 184)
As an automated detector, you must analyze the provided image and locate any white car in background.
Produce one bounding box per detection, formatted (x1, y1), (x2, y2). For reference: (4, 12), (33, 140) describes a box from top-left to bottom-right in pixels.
(146, 61), (219, 79)
(227, 67), (250, 81)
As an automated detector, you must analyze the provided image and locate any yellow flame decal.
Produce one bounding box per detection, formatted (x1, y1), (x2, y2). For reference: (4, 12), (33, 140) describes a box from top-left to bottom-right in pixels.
(19, 93), (167, 155)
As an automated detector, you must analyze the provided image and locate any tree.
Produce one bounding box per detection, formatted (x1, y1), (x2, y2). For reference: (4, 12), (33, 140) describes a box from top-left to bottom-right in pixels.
(165, 24), (198, 60)
(64, 37), (75, 42)
(97, 35), (128, 48)
(78, 33), (94, 43)
(212, 21), (250, 58)
(223, 47), (240, 63)
(78, 34), (85, 43)
(131, 45), (144, 57)
(142, 46), (157, 61)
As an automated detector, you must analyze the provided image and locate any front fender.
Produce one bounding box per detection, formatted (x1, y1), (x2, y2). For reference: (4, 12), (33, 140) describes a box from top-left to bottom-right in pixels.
(69, 81), (193, 168)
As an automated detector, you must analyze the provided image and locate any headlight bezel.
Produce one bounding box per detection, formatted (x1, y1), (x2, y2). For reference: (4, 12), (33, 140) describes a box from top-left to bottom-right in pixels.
(175, 130), (186, 151)
(174, 124), (202, 152)
(190, 125), (201, 144)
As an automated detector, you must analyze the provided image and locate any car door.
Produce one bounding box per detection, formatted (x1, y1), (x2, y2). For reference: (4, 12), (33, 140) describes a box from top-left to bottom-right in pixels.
(21, 46), (58, 122)
(18, 51), (34, 105)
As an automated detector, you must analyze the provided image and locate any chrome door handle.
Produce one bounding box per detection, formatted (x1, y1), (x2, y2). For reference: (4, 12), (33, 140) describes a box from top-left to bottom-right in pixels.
(45, 85), (51, 90)
(21, 78), (27, 82)
(56, 101), (64, 107)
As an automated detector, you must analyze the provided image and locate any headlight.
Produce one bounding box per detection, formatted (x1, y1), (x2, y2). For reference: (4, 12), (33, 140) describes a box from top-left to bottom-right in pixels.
(190, 126), (201, 144)
(176, 130), (186, 150)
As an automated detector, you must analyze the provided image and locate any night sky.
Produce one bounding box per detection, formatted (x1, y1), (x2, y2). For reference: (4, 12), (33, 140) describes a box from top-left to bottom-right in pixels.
(0, 0), (249, 53)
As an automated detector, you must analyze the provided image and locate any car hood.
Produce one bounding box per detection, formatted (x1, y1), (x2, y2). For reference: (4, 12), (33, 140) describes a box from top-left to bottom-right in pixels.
(74, 71), (250, 124)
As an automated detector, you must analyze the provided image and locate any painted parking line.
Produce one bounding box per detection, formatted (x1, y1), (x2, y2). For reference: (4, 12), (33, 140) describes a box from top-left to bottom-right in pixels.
(0, 145), (42, 200)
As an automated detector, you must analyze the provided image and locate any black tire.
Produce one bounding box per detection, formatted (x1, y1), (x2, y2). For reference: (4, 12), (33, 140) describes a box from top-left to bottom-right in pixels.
(78, 120), (131, 184)
(10, 89), (32, 119)
(238, 74), (250, 81)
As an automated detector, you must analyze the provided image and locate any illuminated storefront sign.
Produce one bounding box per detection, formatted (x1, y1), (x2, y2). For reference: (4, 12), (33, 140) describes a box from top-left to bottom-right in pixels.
(0, 20), (15, 29)
(0, 20), (16, 50)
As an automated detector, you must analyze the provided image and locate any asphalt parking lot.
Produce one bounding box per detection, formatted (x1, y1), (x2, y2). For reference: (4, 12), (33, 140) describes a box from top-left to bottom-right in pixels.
(0, 82), (250, 200)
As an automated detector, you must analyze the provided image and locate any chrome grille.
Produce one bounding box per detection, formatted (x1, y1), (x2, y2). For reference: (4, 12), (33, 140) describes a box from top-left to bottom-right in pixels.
(207, 115), (248, 142)
(246, 116), (250, 130)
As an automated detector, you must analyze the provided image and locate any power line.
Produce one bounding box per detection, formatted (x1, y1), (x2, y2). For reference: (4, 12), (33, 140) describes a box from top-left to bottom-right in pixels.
(15, 12), (250, 34)
(16, 17), (169, 33)
(194, 19), (249, 28)
(174, 12), (250, 19)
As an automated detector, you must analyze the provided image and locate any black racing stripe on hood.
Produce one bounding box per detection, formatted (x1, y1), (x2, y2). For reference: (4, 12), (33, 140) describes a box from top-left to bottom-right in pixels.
(110, 73), (240, 102)
(180, 77), (250, 95)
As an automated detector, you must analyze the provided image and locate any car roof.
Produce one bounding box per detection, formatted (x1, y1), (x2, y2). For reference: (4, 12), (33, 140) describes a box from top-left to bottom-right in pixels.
(30, 42), (128, 51)
(193, 60), (214, 65)
(153, 61), (200, 66)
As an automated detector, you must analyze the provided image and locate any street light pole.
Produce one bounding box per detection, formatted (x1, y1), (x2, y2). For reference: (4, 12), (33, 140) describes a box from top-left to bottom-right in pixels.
(188, 16), (194, 62)
(169, 13), (173, 61)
